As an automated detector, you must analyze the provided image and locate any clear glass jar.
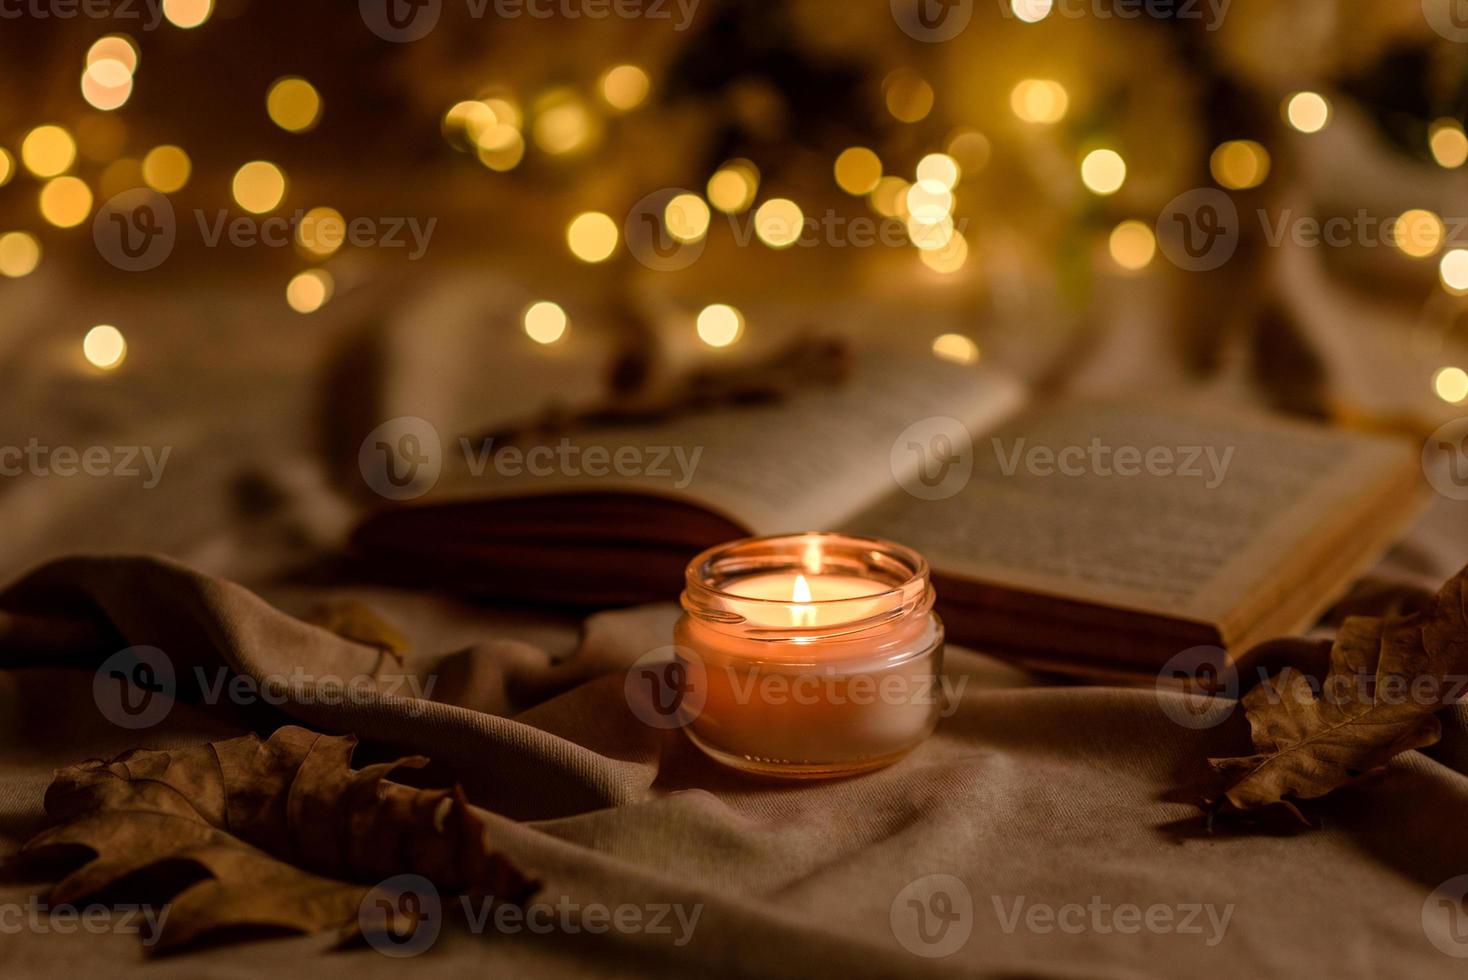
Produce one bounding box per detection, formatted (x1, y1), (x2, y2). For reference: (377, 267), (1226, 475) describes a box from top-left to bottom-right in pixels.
(673, 532), (944, 778)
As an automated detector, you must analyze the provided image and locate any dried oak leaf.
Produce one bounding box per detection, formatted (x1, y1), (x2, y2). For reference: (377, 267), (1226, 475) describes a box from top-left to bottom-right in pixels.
(20, 725), (535, 952)
(302, 599), (411, 665)
(1209, 565), (1468, 821)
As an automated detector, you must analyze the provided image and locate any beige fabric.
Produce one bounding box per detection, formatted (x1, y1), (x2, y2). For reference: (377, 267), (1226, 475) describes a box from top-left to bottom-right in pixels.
(1, 507), (1467, 979)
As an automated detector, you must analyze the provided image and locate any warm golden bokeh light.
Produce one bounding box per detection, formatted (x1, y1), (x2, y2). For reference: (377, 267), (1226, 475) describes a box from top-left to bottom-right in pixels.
(533, 90), (595, 156)
(87, 35), (138, 72)
(754, 198), (804, 249)
(1010, 79), (1069, 124)
(0, 232), (41, 278)
(1010, 0), (1053, 22)
(267, 77), (323, 133)
(142, 145), (191, 193)
(916, 153), (960, 190)
(884, 69), (934, 123)
(162, 0), (213, 29)
(946, 130), (990, 176)
(1434, 366), (1468, 404)
(1440, 249), (1468, 294)
(476, 131), (526, 171)
(0, 149), (12, 188)
(286, 270), (333, 314)
(696, 304), (744, 348)
(907, 214), (954, 251)
(21, 126), (76, 178)
(834, 147), (883, 196)
(297, 206), (346, 257)
(523, 301), (569, 344)
(1283, 92), (1330, 134)
(1108, 219), (1156, 271)
(919, 231), (968, 273)
(567, 211), (618, 262)
(1080, 148), (1126, 196)
(1210, 140), (1270, 190)
(707, 160), (759, 214)
(83, 325), (127, 370)
(81, 60), (134, 111)
(232, 161), (286, 214)
(1430, 119), (1468, 169)
(905, 180), (953, 223)
(931, 333), (980, 364)
(39, 176), (93, 228)
(599, 65), (650, 112)
(870, 176), (910, 218)
(665, 193), (711, 243)
(1394, 209), (1444, 259)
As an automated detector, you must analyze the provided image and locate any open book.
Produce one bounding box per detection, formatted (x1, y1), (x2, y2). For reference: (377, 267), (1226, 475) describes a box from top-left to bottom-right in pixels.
(351, 354), (1423, 675)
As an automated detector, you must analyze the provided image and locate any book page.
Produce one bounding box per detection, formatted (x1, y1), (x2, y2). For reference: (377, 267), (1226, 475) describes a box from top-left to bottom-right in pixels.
(424, 352), (1026, 534)
(848, 401), (1418, 627)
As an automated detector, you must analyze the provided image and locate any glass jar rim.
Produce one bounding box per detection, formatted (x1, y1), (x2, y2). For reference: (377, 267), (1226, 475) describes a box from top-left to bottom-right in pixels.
(681, 532), (934, 639)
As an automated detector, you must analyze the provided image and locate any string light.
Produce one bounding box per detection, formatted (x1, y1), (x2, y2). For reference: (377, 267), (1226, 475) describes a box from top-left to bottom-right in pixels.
(162, 0), (213, 29)
(1010, 79), (1069, 124)
(83, 325), (127, 370)
(916, 153), (960, 190)
(1108, 220), (1156, 271)
(532, 89), (595, 156)
(232, 161), (286, 213)
(834, 147), (882, 196)
(286, 270), (333, 314)
(0, 232), (40, 278)
(1283, 92), (1330, 133)
(1440, 249), (1468, 294)
(297, 206), (346, 258)
(1435, 366), (1468, 404)
(567, 211), (618, 262)
(884, 69), (934, 123)
(1210, 140), (1270, 189)
(142, 146), (191, 193)
(1393, 209), (1443, 259)
(1430, 119), (1468, 169)
(599, 65), (650, 112)
(1010, 0), (1053, 21)
(81, 59), (133, 111)
(39, 176), (93, 228)
(21, 126), (76, 178)
(267, 77), (323, 133)
(754, 198), (803, 248)
(1080, 148), (1126, 196)
(523, 301), (569, 344)
(707, 160), (758, 214)
(931, 333), (980, 364)
(696, 304), (744, 347)
(87, 35), (138, 72)
(665, 194), (710, 243)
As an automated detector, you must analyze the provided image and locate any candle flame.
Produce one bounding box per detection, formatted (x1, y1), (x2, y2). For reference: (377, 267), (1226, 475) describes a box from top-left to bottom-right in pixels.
(791, 573), (814, 627)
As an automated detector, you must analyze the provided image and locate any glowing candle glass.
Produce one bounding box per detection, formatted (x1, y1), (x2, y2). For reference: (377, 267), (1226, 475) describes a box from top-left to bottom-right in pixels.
(674, 533), (944, 778)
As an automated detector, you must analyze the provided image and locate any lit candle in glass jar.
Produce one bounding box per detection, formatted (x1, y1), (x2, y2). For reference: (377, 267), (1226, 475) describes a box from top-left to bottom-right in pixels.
(672, 533), (944, 778)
